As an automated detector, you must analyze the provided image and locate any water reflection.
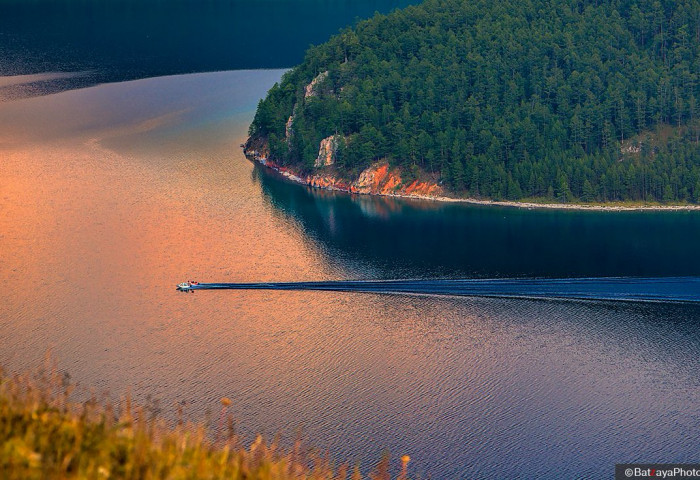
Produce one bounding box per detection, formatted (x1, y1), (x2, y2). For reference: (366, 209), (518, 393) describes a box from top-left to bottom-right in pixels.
(256, 166), (700, 279)
(1, 70), (700, 479)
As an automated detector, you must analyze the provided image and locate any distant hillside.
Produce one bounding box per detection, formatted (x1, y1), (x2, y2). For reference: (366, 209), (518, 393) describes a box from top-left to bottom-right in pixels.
(249, 0), (700, 203)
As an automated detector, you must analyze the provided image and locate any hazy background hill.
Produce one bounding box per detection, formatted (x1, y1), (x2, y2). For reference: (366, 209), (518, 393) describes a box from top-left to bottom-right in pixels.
(0, 0), (420, 94)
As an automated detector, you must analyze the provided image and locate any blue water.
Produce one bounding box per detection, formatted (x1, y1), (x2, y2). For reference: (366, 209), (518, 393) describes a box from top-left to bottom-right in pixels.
(256, 166), (700, 279)
(0, 0), (421, 98)
(2, 3), (700, 479)
(1, 66), (699, 480)
(181, 277), (700, 303)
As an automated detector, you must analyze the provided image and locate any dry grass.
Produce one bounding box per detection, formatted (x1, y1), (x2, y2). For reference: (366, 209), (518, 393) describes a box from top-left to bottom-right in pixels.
(0, 356), (411, 480)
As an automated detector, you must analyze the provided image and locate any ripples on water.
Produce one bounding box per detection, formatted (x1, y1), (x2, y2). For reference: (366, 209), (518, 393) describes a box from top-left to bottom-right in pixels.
(0, 71), (97, 102)
(179, 277), (700, 303)
(1, 70), (700, 478)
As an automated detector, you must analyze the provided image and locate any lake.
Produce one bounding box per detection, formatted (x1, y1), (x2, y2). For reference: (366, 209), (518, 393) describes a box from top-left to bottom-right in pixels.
(0, 0), (421, 98)
(2, 2), (700, 478)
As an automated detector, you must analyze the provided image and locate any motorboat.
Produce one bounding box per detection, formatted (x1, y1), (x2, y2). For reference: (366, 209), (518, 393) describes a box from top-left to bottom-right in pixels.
(177, 281), (199, 292)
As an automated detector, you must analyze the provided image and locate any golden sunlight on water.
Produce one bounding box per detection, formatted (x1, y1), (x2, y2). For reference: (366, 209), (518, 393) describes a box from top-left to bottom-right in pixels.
(1, 70), (700, 478)
(0, 69), (343, 403)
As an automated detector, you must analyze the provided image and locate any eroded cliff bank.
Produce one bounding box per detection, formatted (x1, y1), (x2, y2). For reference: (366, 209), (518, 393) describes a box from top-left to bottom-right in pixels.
(243, 136), (443, 199)
(243, 136), (700, 212)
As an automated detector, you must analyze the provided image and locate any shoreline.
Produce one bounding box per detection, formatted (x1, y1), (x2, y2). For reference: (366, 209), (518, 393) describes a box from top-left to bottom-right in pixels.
(244, 146), (700, 212)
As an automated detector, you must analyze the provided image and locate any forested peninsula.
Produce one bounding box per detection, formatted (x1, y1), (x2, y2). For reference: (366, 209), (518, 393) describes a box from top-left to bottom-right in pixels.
(247, 0), (700, 205)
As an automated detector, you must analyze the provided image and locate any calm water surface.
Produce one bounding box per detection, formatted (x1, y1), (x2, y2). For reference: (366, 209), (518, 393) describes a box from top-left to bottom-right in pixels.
(2, 70), (700, 479)
(0, 0), (421, 99)
(258, 171), (700, 279)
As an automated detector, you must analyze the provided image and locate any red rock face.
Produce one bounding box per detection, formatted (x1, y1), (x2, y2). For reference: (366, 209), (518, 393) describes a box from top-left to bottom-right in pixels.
(403, 179), (442, 196)
(306, 174), (352, 191)
(245, 140), (444, 199)
(350, 163), (442, 197)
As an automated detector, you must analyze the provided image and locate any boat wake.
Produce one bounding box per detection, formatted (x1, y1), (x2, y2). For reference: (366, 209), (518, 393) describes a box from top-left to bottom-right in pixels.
(177, 277), (700, 304)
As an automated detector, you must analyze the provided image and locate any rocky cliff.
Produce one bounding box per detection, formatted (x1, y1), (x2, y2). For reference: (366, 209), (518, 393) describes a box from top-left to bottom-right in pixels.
(314, 135), (340, 167)
(246, 69), (443, 200)
(244, 137), (443, 199)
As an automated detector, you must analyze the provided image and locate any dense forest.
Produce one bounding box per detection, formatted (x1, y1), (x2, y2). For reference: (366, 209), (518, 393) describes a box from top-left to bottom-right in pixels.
(250, 0), (700, 203)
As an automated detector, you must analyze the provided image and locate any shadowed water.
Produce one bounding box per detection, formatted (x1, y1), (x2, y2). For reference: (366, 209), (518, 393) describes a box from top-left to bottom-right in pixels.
(256, 167), (700, 279)
(2, 71), (700, 479)
(0, 0), (421, 99)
